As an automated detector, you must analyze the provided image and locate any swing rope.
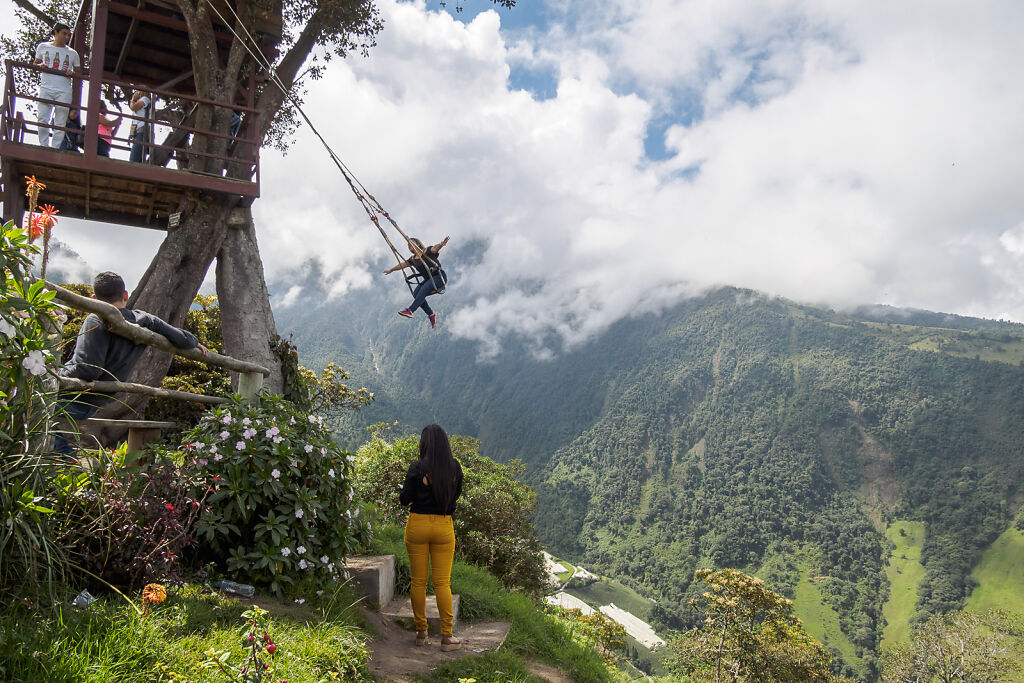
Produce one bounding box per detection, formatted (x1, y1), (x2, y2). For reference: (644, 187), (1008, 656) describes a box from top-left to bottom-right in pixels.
(203, 0), (444, 296)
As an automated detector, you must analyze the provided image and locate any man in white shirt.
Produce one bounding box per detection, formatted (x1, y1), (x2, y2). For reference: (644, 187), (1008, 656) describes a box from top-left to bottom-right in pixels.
(33, 23), (81, 149)
(129, 89), (153, 162)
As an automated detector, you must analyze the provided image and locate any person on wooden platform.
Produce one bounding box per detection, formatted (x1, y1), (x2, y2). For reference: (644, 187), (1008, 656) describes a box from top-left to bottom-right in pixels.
(128, 89), (153, 163)
(33, 22), (80, 149)
(95, 102), (122, 158)
(54, 271), (208, 459)
(399, 424), (464, 651)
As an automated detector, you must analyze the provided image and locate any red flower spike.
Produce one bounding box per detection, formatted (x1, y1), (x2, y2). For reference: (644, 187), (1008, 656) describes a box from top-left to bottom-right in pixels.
(165, 504), (175, 511)
(37, 204), (59, 228)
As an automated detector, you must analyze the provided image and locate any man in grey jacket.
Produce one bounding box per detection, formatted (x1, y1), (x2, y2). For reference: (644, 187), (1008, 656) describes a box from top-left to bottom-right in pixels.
(55, 271), (208, 459)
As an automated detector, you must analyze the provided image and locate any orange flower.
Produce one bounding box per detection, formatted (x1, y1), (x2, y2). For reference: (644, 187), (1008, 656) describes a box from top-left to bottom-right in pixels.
(23, 175), (45, 193)
(36, 204), (59, 229)
(141, 583), (167, 606)
(29, 215), (46, 240)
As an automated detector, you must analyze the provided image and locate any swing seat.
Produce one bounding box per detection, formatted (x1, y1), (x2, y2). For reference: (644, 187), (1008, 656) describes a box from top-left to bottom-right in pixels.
(405, 271), (446, 296)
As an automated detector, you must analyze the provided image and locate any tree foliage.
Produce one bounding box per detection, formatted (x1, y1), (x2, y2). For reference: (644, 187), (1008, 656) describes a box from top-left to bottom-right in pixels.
(352, 429), (547, 594)
(881, 610), (1024, 683)
(666, 568), (852, 683)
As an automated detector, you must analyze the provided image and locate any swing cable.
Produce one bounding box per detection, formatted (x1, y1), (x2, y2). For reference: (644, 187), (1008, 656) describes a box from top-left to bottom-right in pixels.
(203, 0), (444, 296)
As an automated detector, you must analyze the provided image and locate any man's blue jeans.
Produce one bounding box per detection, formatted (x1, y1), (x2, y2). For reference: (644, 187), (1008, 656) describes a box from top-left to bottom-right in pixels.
(53, 400), (97, 461)
(130, 127), (147, 162)
(409, 278), (442, 315)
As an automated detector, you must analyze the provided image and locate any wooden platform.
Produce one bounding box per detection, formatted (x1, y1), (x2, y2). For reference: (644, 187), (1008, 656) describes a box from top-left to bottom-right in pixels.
(1, 141), (257, 228)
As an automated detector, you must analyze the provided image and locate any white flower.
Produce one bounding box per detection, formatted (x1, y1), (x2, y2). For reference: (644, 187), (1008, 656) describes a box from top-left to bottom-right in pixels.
(209, 444), (218, 454)
(320, 555), (329, 564)
(221, 414), (232, 424)
(289, 417), (296, 425)
(0, 317), (16, 338)
(242, 418), (251, 426)
(296, 545), (306, 554)
(21, 350), (47, 376)
(265, 426), (280, 438)
(294, 596), (305, 603)
(219, 431), (230, 440)
(271, 468), (281, 479)
(290, 460), (298, 468)
(198, 458), (208, 466)
(348, 490), (354, 501)
(304, 444), (313, 453)
(281, 547), (291, 557)
(214, 454), (223, 462)
(298, 559), (308, 570)
(273, 435), (284, 444)
(294, 508), (304, 519)
(316, 416), (323, 425)
(235, 441), (246, 451)
(327, 563), (335, 573)
(328, 469), (335, 479)
(243, 428), (256, 439)
(321, 447), (327, 455)
(194, 443), (206, 452)
(346, 455), (355, 463)
(353, 507), (359, 518)
(308, 415), (316, 423)
(316, 590), (324, 597)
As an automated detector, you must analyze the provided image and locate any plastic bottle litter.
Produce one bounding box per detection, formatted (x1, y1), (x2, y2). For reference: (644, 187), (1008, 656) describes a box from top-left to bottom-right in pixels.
(214, 580), (255, 598)
(71, 589), (96, 607)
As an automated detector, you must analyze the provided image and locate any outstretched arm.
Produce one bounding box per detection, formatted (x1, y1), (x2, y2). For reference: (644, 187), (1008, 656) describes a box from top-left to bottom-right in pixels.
(383, 260), (410, 275)
(431, 236), (450, 253)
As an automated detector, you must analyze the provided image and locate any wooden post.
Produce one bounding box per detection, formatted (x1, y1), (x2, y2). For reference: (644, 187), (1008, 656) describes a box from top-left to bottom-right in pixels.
(238, 371), (263, 403)
(127, 427), (162, 452)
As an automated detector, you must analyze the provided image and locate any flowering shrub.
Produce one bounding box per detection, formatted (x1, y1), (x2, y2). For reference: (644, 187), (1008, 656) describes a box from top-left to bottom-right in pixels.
(0, 217), (69, 602)
(55, 451), (209, 588)
(177, 396), (371, 594)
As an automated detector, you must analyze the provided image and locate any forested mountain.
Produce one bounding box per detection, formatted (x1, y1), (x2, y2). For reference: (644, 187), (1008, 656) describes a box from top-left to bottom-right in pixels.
(276, 277), (1024, 679)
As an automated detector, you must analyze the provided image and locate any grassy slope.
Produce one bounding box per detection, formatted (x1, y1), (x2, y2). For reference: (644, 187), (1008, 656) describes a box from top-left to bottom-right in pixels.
(792, 563), (866, 679)
(881, 520), (926, 648)
(565, 578), (654, 622)
(965, 526), (1024, 617)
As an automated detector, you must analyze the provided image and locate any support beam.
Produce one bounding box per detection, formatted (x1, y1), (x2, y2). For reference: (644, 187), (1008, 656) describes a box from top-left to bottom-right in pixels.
(58, 377), (229, 404)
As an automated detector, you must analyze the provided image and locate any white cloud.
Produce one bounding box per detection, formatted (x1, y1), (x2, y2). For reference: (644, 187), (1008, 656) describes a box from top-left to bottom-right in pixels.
(9, 0), (1024, 354)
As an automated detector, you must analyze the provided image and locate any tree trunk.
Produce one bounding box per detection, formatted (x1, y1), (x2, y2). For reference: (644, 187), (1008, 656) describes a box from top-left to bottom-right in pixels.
(216, 206), (284, 394)
(93, 195), (236, 427)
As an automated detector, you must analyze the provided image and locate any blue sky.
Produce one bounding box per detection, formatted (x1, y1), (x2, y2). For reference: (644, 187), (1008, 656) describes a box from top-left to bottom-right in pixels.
(5, 0), (1024, 354)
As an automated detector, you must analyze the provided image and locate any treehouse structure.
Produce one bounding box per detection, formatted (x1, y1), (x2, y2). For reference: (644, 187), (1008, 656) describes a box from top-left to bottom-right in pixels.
(0, 0), (281, 229)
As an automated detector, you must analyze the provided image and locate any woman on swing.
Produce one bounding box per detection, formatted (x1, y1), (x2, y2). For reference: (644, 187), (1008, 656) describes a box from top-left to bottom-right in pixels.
(384, 236), (449, 328)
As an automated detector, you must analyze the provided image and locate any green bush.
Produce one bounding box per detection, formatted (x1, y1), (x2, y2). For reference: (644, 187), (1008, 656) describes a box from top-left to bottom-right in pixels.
(353, 432), (548, 595)
(0, 220), (68, 603)
(172, 396), (372, 594)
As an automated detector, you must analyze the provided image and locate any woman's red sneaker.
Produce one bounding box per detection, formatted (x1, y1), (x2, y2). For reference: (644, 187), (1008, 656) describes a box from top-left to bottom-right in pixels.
(428, 312), (438, 328)
(398, 309), (414, 318)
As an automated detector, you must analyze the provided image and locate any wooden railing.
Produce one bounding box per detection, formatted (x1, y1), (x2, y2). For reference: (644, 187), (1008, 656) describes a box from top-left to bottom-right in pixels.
(1, 60), (260, 187)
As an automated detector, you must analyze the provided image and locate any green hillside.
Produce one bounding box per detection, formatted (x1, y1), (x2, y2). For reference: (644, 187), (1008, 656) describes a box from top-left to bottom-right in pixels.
(965, 526), (1024, 618)
(277, 283), (1024, 680)
(881, 520), (925, 647)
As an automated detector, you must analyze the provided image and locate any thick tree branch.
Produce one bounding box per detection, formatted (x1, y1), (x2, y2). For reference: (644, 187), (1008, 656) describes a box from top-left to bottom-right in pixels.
(12, 0), (54, 27)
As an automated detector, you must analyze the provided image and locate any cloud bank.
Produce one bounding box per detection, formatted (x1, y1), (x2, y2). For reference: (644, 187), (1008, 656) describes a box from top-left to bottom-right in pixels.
(13, 0), (1024, 353)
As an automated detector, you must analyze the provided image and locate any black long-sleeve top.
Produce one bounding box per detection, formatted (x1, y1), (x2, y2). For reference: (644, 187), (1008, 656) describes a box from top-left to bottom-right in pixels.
(399, 459), (464, 515)
(59, 308), (198, 407)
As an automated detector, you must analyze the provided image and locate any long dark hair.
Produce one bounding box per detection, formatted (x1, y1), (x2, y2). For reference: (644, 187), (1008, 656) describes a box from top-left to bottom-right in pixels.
(419, 424), (459, 512)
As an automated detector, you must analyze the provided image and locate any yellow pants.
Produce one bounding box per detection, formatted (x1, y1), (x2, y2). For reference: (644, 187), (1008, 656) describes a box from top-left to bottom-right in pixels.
(404, 512), (456, 635)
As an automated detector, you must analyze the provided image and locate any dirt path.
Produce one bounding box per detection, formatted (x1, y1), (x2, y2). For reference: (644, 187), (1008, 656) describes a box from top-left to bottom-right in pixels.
(363, 607), (511, 682)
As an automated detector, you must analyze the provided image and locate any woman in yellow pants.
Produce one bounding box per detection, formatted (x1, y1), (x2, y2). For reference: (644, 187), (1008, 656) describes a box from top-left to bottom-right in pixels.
(400, 424), (464, 650)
